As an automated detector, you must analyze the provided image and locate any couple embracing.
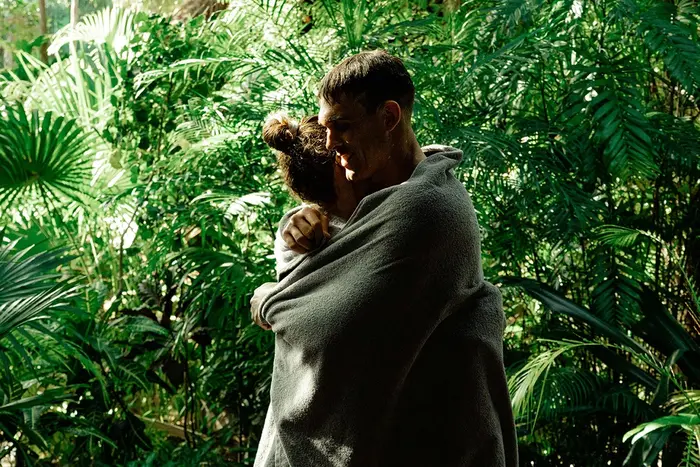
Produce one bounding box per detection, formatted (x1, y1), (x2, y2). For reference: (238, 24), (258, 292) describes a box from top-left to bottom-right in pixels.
(251, 50), (518, 467)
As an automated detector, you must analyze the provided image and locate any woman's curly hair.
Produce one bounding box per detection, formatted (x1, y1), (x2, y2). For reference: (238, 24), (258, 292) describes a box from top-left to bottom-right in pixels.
(262, 113), (336, 207)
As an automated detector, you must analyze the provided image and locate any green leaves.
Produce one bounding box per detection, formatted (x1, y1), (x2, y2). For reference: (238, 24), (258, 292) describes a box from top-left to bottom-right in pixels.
(0, 238), (78, 341)
(505, 276), (700, 463)
(0, 0), (697, 463)
(584, 76), (658, 179)
(639, 2), (700, 95)
(0, 106), (94, 209)
(0, 238), (89, 463)
(509, 339), (599, 428)
(49, 7), (140, 58)
(596, 225), (644, 248)
(624, 414), (700, 466)
(502, 277), (650, 355)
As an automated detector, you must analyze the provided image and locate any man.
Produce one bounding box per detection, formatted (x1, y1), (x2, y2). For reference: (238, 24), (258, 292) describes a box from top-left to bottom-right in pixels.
(255, 50), (517, 467)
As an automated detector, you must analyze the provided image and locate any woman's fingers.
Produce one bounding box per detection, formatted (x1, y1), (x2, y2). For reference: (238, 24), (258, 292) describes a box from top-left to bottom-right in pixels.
(250, 282), (276, 331)
(287, 225), (314, 251)
(283, 231), (308, 254)
(321, 214), (330, 239)
(301, 208), (326, 244)
(283, 206), (330, 251)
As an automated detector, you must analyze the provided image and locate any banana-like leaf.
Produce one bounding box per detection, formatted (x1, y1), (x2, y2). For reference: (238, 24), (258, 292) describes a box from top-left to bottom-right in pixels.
(501, 277), (650, 356)
(622, 425), (675, 466)
(624, 414), (700, 445)
(633, 288), (700, 383)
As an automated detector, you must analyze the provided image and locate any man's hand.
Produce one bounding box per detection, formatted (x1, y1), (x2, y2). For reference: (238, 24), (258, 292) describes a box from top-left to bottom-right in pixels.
(251, 282), (277, 330)
(282, 206), (330, 254)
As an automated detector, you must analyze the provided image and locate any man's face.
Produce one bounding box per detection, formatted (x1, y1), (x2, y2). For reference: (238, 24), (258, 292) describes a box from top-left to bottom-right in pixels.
(318, 96), (391, 182)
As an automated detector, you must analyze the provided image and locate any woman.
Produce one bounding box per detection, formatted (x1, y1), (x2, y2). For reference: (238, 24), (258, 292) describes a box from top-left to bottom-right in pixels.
(251, 113), (368, 329)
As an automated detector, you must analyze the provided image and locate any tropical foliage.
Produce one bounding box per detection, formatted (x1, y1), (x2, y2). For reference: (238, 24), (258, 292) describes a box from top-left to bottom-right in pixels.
(0, 0), (698, 464)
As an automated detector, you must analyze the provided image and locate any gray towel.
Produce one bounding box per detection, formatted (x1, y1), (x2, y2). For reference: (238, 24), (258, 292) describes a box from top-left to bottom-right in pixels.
(255, 145), (518, 467)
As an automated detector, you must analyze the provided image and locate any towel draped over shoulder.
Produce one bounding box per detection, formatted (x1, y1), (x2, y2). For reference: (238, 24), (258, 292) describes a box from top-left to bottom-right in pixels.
(255, 145), (518, 467)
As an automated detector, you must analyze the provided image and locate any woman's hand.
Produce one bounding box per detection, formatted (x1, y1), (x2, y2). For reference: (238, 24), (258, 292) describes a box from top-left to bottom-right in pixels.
(251, 282), (277, 330)
(282, 206), (330, 254)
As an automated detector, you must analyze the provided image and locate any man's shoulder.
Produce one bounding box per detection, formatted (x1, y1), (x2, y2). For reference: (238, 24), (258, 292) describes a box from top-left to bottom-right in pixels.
(380, 185), (472, 251)
(392, 168), (470, 218)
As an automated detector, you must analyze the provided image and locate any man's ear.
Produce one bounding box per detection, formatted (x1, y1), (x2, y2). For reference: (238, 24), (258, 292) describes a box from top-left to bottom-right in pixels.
(383, 101), (402, 132)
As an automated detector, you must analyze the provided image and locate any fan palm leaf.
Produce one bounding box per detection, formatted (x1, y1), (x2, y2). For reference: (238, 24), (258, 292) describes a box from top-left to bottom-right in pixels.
(0, 106), (95, 210)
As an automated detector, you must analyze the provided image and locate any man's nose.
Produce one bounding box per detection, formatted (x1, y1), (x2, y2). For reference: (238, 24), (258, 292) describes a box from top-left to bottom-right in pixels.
(326, 130), (339, 151)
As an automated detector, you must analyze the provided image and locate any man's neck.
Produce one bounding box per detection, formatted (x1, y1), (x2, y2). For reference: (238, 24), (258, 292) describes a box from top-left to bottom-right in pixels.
(369, 133), (425, 192)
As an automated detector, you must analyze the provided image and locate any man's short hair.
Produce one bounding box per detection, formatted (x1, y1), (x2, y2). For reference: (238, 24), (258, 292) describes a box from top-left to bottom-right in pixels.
(318, 50), (415, 114)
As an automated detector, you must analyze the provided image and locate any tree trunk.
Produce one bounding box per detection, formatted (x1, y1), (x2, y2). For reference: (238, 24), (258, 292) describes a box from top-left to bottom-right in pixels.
(3, 34), (14, 69)
(39, 0), (48, 63)
(70, 0), (79, 26)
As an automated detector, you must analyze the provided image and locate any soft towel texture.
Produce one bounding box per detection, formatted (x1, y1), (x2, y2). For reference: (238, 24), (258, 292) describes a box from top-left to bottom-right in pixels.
(255, 145), (518, 467)
(247, 211), (345, 329)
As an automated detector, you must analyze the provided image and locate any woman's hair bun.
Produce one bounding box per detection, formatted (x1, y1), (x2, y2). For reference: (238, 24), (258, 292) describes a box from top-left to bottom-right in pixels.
(263, 113), (300, 153)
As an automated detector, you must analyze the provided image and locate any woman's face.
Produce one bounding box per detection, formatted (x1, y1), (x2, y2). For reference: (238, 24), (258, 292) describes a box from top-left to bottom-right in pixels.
(328, 157), (361, 219)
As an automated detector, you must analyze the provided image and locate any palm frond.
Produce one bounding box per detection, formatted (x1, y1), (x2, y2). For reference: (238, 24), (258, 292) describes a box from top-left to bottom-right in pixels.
(681, 429), (700, 467)
(584, 73), (659, 179)
(596, 225), (644, 249)
(638, 2), (700, 94)
(624, 414), (700, 446)
(485, 0), (538, 44)
(191, 191), (272, 219)
(134, 57), (263, 97)
(509, 339), (596, 427)
(668, 390), (700, 414)
(17, 48), (122, 137)
(0, 240), (78, 340)
(590, 247), (644, 326)
(48, 7), (140, 58)
(595, 386), (656, 420)
(0, 106), (95, 210)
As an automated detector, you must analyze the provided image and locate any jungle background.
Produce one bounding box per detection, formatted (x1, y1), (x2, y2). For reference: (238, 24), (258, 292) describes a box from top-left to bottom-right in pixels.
(0, 0), (699, 465)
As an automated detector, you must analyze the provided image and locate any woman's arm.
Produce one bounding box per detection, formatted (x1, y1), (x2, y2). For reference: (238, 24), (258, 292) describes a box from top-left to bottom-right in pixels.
(251, 206), (332, 330)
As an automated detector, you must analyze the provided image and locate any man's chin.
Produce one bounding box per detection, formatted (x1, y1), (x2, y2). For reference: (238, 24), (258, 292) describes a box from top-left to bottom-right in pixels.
(345, 166), (370, 182)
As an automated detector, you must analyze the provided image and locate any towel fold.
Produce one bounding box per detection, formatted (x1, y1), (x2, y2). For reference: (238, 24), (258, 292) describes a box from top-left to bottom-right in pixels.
(255, 145), (518, 467)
